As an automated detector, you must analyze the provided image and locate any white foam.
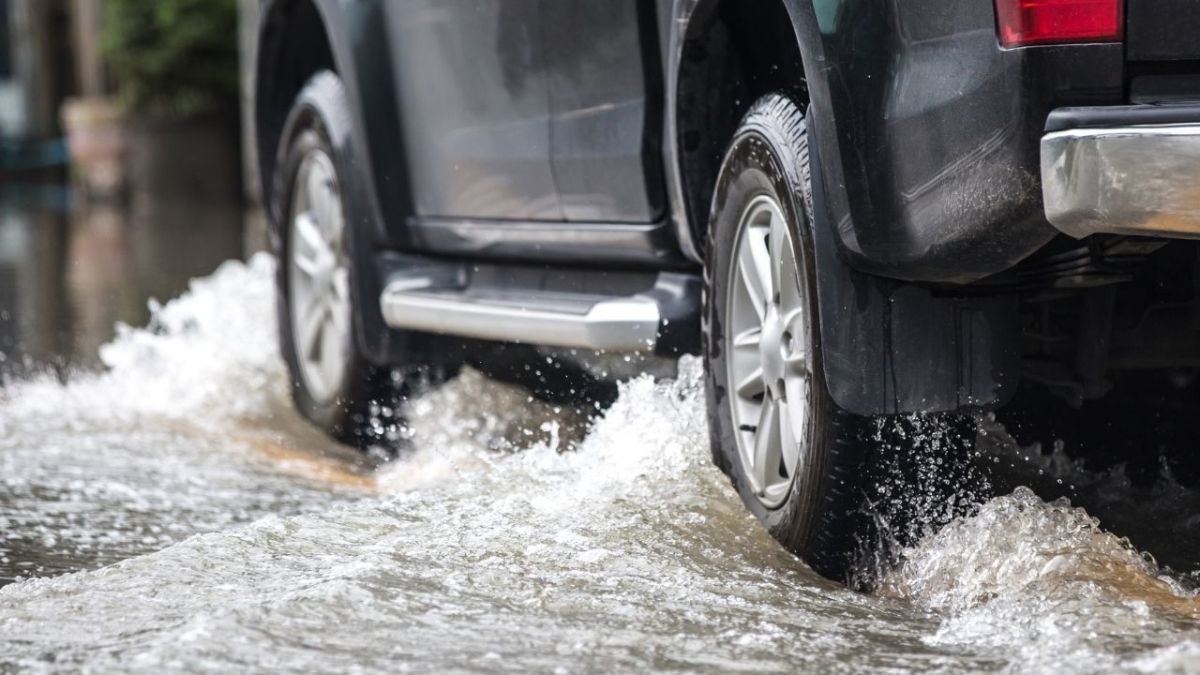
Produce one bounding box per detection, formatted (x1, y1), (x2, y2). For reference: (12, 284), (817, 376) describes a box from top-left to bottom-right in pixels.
(0, 253), (286, 430)
(1, 254), (1198, 672)
(883, 486), (1200, 671)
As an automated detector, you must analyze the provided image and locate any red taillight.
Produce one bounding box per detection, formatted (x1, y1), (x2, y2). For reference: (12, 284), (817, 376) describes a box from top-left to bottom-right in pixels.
(994, 0), (1124, 47)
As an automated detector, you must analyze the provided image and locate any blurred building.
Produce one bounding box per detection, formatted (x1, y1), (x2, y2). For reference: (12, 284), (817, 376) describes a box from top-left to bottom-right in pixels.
(0, 0), (79, 141)
(1, 0), (107, 180)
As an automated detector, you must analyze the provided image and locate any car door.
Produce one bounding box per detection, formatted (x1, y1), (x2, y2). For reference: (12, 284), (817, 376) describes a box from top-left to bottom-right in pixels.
(542, 0), (666, 223)
(385, 0), (564, 221)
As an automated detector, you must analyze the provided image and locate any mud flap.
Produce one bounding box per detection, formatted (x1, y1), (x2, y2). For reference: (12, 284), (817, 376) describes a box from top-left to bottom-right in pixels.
(807, 117), (1019, 416)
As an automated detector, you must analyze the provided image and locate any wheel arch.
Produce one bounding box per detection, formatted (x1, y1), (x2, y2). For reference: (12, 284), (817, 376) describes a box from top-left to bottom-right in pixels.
(670, 0), (1020, 416)
(256, 0), (416, 366)
(670, 0), (813, 263)
(254, 0), (337, 227)
(254, 0), (414, 249)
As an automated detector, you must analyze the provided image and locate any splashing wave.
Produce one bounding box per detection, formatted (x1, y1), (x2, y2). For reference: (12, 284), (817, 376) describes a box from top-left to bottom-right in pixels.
(0, 255), (1196, 672)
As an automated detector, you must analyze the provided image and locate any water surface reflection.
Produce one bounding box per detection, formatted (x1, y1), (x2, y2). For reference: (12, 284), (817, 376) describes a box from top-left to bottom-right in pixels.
(0, 184), (241, 376)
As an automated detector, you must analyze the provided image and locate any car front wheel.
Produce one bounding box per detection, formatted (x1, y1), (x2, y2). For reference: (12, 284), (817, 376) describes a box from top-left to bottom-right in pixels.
(273, 71), (393, 447)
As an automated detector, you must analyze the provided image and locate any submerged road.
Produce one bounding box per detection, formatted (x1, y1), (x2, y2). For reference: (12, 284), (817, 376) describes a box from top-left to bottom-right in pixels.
(0, 194), (1197, 672)
(0, 256), (1196, 672)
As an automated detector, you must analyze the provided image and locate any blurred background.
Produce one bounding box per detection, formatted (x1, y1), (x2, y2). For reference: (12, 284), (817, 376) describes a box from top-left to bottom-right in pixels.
(0, 0), (260, 378)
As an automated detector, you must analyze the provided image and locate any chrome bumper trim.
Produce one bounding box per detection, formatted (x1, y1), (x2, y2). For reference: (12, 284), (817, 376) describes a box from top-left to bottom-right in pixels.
(1042, 124), (1200, 239)
(380, 286), (662, 352)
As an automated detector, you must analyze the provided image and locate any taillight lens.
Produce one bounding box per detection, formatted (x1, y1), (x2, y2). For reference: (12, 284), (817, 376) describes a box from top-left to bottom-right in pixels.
(995, 0), (1124, 47)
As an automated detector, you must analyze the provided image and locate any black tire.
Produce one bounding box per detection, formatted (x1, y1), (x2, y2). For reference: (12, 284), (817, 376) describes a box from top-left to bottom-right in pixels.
(272, 71), (402, 448)
(704, 94), (870, 581)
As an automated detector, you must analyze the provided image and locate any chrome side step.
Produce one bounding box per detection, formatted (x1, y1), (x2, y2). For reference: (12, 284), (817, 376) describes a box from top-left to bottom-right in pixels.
(379, 269), (698, 353)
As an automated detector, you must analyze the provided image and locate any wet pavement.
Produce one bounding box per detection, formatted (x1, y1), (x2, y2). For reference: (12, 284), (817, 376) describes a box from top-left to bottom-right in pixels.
(1, 190), (1199, 672)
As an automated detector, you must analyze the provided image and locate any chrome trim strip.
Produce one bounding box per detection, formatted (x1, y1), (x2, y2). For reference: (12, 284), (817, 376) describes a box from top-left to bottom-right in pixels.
(379, 285), (662, 352)
(1042, 124), (1200, 239)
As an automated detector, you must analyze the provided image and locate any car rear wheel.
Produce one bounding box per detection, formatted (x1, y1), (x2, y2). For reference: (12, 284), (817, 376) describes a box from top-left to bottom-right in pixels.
(705, 94), (870, 581)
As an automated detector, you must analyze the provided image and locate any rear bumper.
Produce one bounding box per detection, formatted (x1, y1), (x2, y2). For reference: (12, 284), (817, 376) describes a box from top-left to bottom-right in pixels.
(1042, 105), (1200, 239)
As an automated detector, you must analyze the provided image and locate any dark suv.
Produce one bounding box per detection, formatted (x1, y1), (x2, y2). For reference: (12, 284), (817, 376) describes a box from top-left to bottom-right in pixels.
(252, 0), (1198, 580)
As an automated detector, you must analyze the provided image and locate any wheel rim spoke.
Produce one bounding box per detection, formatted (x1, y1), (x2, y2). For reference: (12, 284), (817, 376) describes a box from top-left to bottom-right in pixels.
(779, 272), (804, 323)
(779, 395), (804, 477)
(737, 226), (772, 319)
(732, 326), (761, 350)
(293, 252), (321, 282)
(332, 268), (350, 303)
(752, 397), (782, 490)
(319, 317), (343, 387)
(329, 197), (345, 250)
(300, 297), (327, 362)
(328, 281), (351, 346)
(295, 213), (328, 266)
(784, 343), (807, 377)
(768, 213), (788, 303)
(308, 163), (333, 239)
(736, 367), (765, 400)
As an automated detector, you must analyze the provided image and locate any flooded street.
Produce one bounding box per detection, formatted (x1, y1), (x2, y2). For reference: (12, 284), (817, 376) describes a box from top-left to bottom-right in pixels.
(1, 196), (1200, 673)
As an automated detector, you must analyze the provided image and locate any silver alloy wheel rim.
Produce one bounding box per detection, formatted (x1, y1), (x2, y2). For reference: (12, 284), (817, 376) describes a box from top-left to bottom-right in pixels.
(288, 148), (352, 404)
(725, 194), (810, 509)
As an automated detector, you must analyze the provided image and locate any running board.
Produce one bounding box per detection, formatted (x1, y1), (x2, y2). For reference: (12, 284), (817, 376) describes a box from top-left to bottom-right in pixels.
(379, 264), (699, 354)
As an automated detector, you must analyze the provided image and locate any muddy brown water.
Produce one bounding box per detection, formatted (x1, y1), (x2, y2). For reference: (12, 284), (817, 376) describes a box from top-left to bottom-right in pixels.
(1, 194), (1199, 672)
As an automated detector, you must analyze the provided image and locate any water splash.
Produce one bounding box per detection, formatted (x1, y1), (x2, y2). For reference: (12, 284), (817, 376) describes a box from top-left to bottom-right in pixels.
(881, 487), (1200, 670)
(0, 255), (361, 586)
(0, 255), (1197, 672)
(852, 413), (993, 587)
(0, 253), (288, 431)
(978, 411), (1200, 573)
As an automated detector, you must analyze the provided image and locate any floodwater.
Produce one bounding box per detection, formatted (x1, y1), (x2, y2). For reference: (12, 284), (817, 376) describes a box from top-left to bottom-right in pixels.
(1, 192), (1199, 672)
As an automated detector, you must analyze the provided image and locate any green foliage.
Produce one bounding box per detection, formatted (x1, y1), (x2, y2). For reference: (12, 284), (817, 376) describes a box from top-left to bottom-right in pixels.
(102, 0), (239, 116)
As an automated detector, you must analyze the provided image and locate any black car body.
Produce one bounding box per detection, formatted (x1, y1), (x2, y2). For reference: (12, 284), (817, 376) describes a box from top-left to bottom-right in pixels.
(251, 0), (1200, 579)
